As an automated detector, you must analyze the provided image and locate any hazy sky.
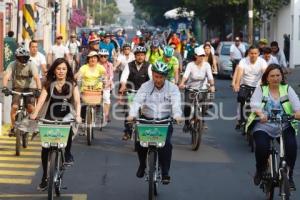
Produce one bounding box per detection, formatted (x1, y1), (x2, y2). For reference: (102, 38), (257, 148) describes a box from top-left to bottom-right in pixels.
(116, 0), (134, 14)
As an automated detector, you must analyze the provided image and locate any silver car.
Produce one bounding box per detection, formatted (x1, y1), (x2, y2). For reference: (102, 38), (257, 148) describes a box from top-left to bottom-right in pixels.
(216, 41), (248, 78)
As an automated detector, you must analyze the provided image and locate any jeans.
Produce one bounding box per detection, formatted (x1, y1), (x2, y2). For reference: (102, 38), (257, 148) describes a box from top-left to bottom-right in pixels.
(136, 123), (173, 176)
(253, 126), (297, 177)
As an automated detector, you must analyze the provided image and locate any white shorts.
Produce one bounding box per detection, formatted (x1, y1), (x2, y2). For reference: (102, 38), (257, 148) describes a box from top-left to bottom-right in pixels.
(103, 89), (111, 104)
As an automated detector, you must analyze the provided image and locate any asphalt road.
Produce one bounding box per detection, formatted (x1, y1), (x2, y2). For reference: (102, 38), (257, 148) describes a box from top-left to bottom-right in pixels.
(0, 78), (300, 200)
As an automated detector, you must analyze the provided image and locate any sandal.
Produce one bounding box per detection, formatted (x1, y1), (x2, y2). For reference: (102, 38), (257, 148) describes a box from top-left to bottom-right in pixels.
(122, 133), (131, 141)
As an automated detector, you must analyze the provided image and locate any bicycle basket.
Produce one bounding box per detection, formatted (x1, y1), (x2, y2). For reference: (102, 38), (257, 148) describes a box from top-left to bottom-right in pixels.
(136, 124), (169, 148)
(81, 90), (102, 105)
(38, 124), (71, 148)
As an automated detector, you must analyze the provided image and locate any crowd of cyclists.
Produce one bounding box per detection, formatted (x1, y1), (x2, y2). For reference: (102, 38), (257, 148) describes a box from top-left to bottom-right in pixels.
(1, 27), (300, 195)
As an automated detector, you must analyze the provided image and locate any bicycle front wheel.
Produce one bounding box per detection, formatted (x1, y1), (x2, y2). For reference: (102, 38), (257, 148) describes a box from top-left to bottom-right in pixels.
(86, 107), (94, 146)
(280, 170), (290, 200)
(148, 150), (157, 200)
(48, 151), (57, 200)
(191, 118), (203, 151)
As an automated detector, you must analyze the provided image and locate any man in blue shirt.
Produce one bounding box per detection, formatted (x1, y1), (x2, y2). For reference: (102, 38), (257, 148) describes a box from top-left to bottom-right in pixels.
(99, 33), (116, 62)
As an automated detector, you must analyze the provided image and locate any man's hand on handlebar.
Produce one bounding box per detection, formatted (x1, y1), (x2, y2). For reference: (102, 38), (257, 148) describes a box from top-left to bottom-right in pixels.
(2, 87), (10, 96)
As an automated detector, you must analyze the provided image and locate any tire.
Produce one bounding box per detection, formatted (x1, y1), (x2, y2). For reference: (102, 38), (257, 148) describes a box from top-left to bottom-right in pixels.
(265, 183), (275, 200)
(15, 113), (24, 156)
(48, 151), (57, 200)
(280, 171), (290, 200)
(86, 107), (93, 146)
(148, 151), (156, 200)
(133, 129), (137, 152)
(191, 118), (203, 151)
(54, 152), (62, 197)
(98, 105), (104, 131)
(22, 133), (28, 148)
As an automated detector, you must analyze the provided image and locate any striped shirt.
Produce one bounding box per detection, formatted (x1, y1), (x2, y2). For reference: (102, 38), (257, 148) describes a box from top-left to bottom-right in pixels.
(129, 80), (182, 119)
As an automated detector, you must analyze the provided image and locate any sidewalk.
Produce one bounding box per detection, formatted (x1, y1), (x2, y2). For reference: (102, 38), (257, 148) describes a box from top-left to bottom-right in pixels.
(286, 67), (300, 95)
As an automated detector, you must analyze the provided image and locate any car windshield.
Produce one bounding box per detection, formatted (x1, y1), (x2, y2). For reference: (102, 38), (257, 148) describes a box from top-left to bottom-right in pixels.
(221, 44), (231, 55)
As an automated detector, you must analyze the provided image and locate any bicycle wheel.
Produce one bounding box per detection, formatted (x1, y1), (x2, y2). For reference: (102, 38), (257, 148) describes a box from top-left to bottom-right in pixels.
(55, 152), (63, 197)
(15, 113), (24, 156)
(48, 151), (57, 200)
(98, 105), (104, 131)
(86, 107), (93, 145)
(280, 170), (290, 200)
(22, 132), (29, 148)
(191, 118), (203, 151)
(148, 150), (157, 200)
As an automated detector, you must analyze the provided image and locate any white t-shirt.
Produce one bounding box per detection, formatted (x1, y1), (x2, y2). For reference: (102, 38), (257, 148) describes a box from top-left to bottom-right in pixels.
(183, 61), (213, 89)
(30, 52), (46, 78)
(66, 40), (80, 55)
(50, 44), (69, 60)
(238, 57), (268, 87)
(230, 43), (246, 60)
(117, 53), (135, 71)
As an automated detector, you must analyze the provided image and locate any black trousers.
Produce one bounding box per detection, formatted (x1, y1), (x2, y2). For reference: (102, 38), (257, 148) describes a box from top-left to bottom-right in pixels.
(41, 129), (73, 179)
(253, 126), (297, 177)
(136, 124), (173, 176)
(232, 59), (240, 75)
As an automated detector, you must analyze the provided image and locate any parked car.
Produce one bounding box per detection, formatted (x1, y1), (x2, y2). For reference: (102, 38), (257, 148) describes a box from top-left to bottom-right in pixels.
(216, 41), (249, 78)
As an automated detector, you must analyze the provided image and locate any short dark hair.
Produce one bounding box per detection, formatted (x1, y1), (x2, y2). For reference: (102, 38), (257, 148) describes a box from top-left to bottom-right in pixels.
(29, 40), (38, 47)
(248, 45), (259, 52)
(261, 64), (286, 85)
(263, 47), (272, 54)
(270, 41), (279, 47)
(8, 31), (14, 37)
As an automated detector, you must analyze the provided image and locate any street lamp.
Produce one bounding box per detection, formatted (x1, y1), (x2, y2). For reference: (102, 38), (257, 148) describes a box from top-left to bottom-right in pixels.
(248, 0), (253, 45)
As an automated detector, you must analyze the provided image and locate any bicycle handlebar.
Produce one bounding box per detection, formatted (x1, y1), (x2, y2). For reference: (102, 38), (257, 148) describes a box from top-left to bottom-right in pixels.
(135, 118), (174, 124)
(2, 89), (34, 96)
(39, 118), (75, 124)
(267, 113), (295, 123)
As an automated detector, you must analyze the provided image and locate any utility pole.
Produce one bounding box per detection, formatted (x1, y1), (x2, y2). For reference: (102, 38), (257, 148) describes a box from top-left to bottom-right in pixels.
(248, 0), (253, 45)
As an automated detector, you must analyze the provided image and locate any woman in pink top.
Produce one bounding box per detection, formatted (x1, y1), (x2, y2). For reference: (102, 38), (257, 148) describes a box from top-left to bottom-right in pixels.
(99, 49), (114, 123)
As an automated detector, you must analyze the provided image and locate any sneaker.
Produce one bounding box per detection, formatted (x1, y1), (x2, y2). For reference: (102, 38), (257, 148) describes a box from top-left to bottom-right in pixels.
(64, 153), (74, 166)
(253, 171), (262, 186)
(136, 165), (146, 178)
(162, 175), (171, 185)
(289, 177), (296, 191)
(37, 178), (47, 191)
(8, 128), (16, 137)
(122, 133), (131, 141)
(235, 122), (241, 130)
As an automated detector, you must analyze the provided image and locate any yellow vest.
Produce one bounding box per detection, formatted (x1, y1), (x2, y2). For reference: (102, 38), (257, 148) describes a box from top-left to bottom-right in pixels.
(245, 84), (298, 134)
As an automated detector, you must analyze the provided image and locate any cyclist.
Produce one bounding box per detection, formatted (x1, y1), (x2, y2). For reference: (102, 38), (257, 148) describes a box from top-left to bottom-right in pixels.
(184, 38), (199, 63)
(230, 36), (246, 75)
(98, 49), (114, 123)
(203, 43), (218, 75)
(270, 41), (288, 69)
(66, 33), (81, 71)
(79, 35), (100, 67)
(48, 34), (70, 64)
(145, 40), (163, 65)
(245, 64), (300, 190)
(232, 45), (268, 129)
(75, 51), (106, 122)
(127, 61), (182, 184)
(30, 58), (81, 190)
(261, 47), (279, 65)
(114, 43), (135, 79)
(169, 42), (183, 75)
(179, 47), (215, 131)
(157, 46), (179, 84)
(2, 46), (42, 136)
(99, 33), (116, 63)
(29, 40), (47, 80)
(119, 46), (152, 140)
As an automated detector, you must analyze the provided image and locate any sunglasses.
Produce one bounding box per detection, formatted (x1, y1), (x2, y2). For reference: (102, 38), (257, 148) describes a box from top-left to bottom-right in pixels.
(56, 37), (63, 40)
(100, 55), (108, 58)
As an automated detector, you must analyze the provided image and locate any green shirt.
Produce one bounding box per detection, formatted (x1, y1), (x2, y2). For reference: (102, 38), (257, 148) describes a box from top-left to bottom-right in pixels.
(158, 56), (179, 81)
(146, 48), (163, 65)
(5, 61), (38, 89)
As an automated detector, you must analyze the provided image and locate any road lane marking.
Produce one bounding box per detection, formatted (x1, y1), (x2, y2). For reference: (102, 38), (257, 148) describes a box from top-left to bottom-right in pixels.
(0, 156), (40, 162)
(0, 145), (40, 150)
(0, 170), (35, 176)
(0, 140), (40, 145)
(0, 178), (31, 184)
(0, 151), (40, 156)
(0, 163), (40, 169)
(0, 194), (87, 199)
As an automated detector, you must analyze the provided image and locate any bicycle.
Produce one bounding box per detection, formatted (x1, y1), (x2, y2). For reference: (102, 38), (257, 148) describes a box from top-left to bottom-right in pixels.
(79, 78), (104, 145)
(125, 89), (138, 150)
(185, 87), (214, 151)
(3, 89), (35, 156)
(238, 84), (256, 152)
(260, 109), (296, 200)
(38, 118), (74, 200)
(135, 118), (173, 200)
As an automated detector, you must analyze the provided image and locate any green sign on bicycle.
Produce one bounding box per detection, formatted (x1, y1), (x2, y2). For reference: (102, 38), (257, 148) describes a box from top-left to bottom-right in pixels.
(39, 124), (70, 147)
(136, 124), (169, 144)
